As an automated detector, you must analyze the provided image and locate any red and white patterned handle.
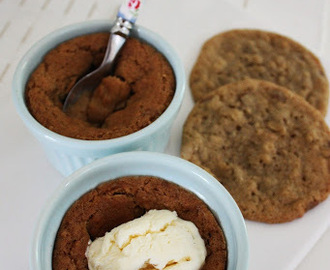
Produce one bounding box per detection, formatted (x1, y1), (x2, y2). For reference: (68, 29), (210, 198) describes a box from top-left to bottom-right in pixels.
(118, 0), (142, 23)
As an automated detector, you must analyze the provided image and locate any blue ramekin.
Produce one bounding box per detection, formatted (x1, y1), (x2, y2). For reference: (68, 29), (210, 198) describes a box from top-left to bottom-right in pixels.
(12, 20), (185, 176)
(30, 151), (249, 270)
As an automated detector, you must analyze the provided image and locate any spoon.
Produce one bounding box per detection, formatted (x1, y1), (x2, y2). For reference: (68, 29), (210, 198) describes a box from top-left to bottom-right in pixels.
(63, 0), (142, 112)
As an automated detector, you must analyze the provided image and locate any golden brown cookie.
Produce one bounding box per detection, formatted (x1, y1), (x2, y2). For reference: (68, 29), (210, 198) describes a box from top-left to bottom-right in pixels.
(181, 79), (330, 223)
(190, 29), (329, 116)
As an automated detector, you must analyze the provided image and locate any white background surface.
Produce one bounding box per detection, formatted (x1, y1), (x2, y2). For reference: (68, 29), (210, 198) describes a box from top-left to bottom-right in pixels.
(1, 0), (330, 269)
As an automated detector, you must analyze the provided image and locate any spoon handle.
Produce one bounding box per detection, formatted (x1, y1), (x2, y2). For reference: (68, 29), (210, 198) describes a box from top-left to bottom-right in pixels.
(118, 0), (142, 23)
(102, 0), (142, 67)
(102, 0), (142, 65)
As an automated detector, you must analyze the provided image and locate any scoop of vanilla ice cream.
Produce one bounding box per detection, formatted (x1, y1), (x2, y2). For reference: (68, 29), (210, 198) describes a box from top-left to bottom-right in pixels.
(85, 209), (207, 270)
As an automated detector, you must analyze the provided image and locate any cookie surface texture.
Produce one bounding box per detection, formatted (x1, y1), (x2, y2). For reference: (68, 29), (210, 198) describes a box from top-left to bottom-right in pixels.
(181, 79), (330, 223)
(190, 29), (329, 116)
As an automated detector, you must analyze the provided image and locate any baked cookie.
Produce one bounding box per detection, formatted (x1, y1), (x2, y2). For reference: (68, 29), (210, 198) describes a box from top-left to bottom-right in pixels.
(181, 79), (330, 223)
(52, 176), (227, 270)
(190, 29), (329, 116)
(25, 34), (175, 140)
